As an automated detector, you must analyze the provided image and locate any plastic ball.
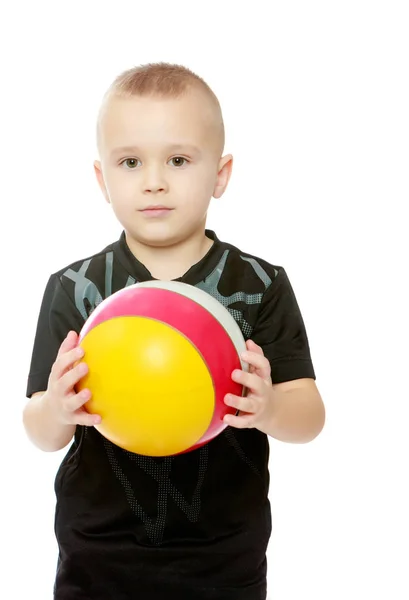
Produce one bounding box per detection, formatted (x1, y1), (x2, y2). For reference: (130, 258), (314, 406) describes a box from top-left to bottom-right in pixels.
(76, 280), (247, 456)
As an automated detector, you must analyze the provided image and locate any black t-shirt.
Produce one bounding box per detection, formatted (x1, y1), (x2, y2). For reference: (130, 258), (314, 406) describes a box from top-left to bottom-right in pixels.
(27, 230), (315, 600)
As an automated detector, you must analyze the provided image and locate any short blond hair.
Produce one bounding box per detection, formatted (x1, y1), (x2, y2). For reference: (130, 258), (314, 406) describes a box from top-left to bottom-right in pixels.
(110, 62), (217, 100)
(97, 62), (225, 151)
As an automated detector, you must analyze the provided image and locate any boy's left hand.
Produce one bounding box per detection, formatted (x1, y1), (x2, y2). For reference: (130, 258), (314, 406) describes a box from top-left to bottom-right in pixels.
(223, 339), (274, 431)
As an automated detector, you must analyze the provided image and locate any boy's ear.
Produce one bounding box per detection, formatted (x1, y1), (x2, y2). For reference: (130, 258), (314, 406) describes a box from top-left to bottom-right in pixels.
(213, 154), (233, 199)
(94, 161), (110, 203)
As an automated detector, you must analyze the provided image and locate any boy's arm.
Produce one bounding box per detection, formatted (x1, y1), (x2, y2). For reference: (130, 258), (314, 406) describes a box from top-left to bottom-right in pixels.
(268, 377), (324, 442)
(246, 266), (324, 441)
(250, 267), (316, 384)
(25, 274), (85, 451)
(23, 391), (76, 452)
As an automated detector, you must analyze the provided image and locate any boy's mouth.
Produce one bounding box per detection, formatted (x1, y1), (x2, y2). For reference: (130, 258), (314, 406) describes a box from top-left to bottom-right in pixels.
(139, 205), (174, 217)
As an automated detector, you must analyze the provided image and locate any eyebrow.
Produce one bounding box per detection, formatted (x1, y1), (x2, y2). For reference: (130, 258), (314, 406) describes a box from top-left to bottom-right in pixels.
(110, 144), (202, 158)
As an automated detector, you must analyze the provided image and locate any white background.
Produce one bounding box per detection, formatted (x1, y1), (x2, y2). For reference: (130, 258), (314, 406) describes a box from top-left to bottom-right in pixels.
(1, 1), (408, 598)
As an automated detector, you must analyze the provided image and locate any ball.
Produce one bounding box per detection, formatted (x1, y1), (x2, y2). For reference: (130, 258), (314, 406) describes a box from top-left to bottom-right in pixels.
(75, 280), (247, 456)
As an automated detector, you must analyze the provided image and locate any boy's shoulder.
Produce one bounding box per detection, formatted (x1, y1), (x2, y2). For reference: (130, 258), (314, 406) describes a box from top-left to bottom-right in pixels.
(52, 239), (118, 279)
(214, 234), (285, 290)
(46, 237), (128, 321)
(221, 237), (282, 271)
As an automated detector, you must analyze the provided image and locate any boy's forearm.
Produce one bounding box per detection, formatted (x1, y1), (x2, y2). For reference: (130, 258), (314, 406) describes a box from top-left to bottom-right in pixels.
(263, 385), (325, 443)
(23, 394), (75, 452)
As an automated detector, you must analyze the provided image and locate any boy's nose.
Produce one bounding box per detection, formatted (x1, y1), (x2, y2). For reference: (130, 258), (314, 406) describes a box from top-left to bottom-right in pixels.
(144, 184), (166, 193)
(142, 167), (168, 194)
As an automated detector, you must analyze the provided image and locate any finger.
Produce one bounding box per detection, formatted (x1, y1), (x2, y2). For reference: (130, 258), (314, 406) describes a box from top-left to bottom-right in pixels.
(245, 339), (264, 354)
(56, 331), (79, 359)
(223, 412), (254, 429)
(63, 388), (92, 413)
(71, 408), (101, 427)
(225, 393), (257, 414)
(58, 361), (89, 394)
(51, 346), (85, 382)
(231, 369), (265, 393)
(241, 350), (271, 379)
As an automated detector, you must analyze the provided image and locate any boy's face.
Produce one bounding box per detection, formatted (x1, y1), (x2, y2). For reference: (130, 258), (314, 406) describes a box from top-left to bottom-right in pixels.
(95, 89), (232, 248)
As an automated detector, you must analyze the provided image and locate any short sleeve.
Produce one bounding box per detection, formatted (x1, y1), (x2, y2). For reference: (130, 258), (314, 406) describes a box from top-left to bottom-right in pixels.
(26, 274), (85, 398)
(250, 268), (316, 384)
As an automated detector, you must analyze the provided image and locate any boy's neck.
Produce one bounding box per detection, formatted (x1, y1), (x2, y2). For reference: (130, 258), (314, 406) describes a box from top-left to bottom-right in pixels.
(125, 228), (214, 281)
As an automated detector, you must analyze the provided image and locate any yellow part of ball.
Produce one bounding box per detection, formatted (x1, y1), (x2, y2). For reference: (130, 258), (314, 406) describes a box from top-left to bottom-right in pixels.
(78, 316), (215, 456)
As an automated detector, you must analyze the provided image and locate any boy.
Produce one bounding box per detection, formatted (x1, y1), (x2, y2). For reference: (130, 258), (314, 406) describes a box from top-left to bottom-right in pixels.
(24, 62), (325, 600)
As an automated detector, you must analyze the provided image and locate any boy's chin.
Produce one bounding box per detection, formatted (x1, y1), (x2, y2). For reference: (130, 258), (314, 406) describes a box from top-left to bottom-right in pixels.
(128, 223), (204, 248)
(128, 227), (183, 248)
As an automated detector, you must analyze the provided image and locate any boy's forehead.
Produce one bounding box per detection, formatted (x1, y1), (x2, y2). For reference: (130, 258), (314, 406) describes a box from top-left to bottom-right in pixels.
(98, 89), (224, 154)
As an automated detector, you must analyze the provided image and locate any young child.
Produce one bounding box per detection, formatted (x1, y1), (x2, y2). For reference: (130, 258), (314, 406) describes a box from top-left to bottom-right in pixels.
(24, 62), (325, 600)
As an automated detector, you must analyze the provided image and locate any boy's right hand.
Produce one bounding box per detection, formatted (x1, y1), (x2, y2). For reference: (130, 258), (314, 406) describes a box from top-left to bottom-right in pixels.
(44, 330), (101, 427)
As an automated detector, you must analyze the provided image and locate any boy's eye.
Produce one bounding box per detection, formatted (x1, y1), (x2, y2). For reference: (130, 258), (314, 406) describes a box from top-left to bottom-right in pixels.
(169, 157), (187, 167)
(123, 158), (140, 169)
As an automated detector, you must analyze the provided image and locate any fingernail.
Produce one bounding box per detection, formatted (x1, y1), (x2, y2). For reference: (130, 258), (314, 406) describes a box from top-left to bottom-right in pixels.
(77, 347), (84, 357)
